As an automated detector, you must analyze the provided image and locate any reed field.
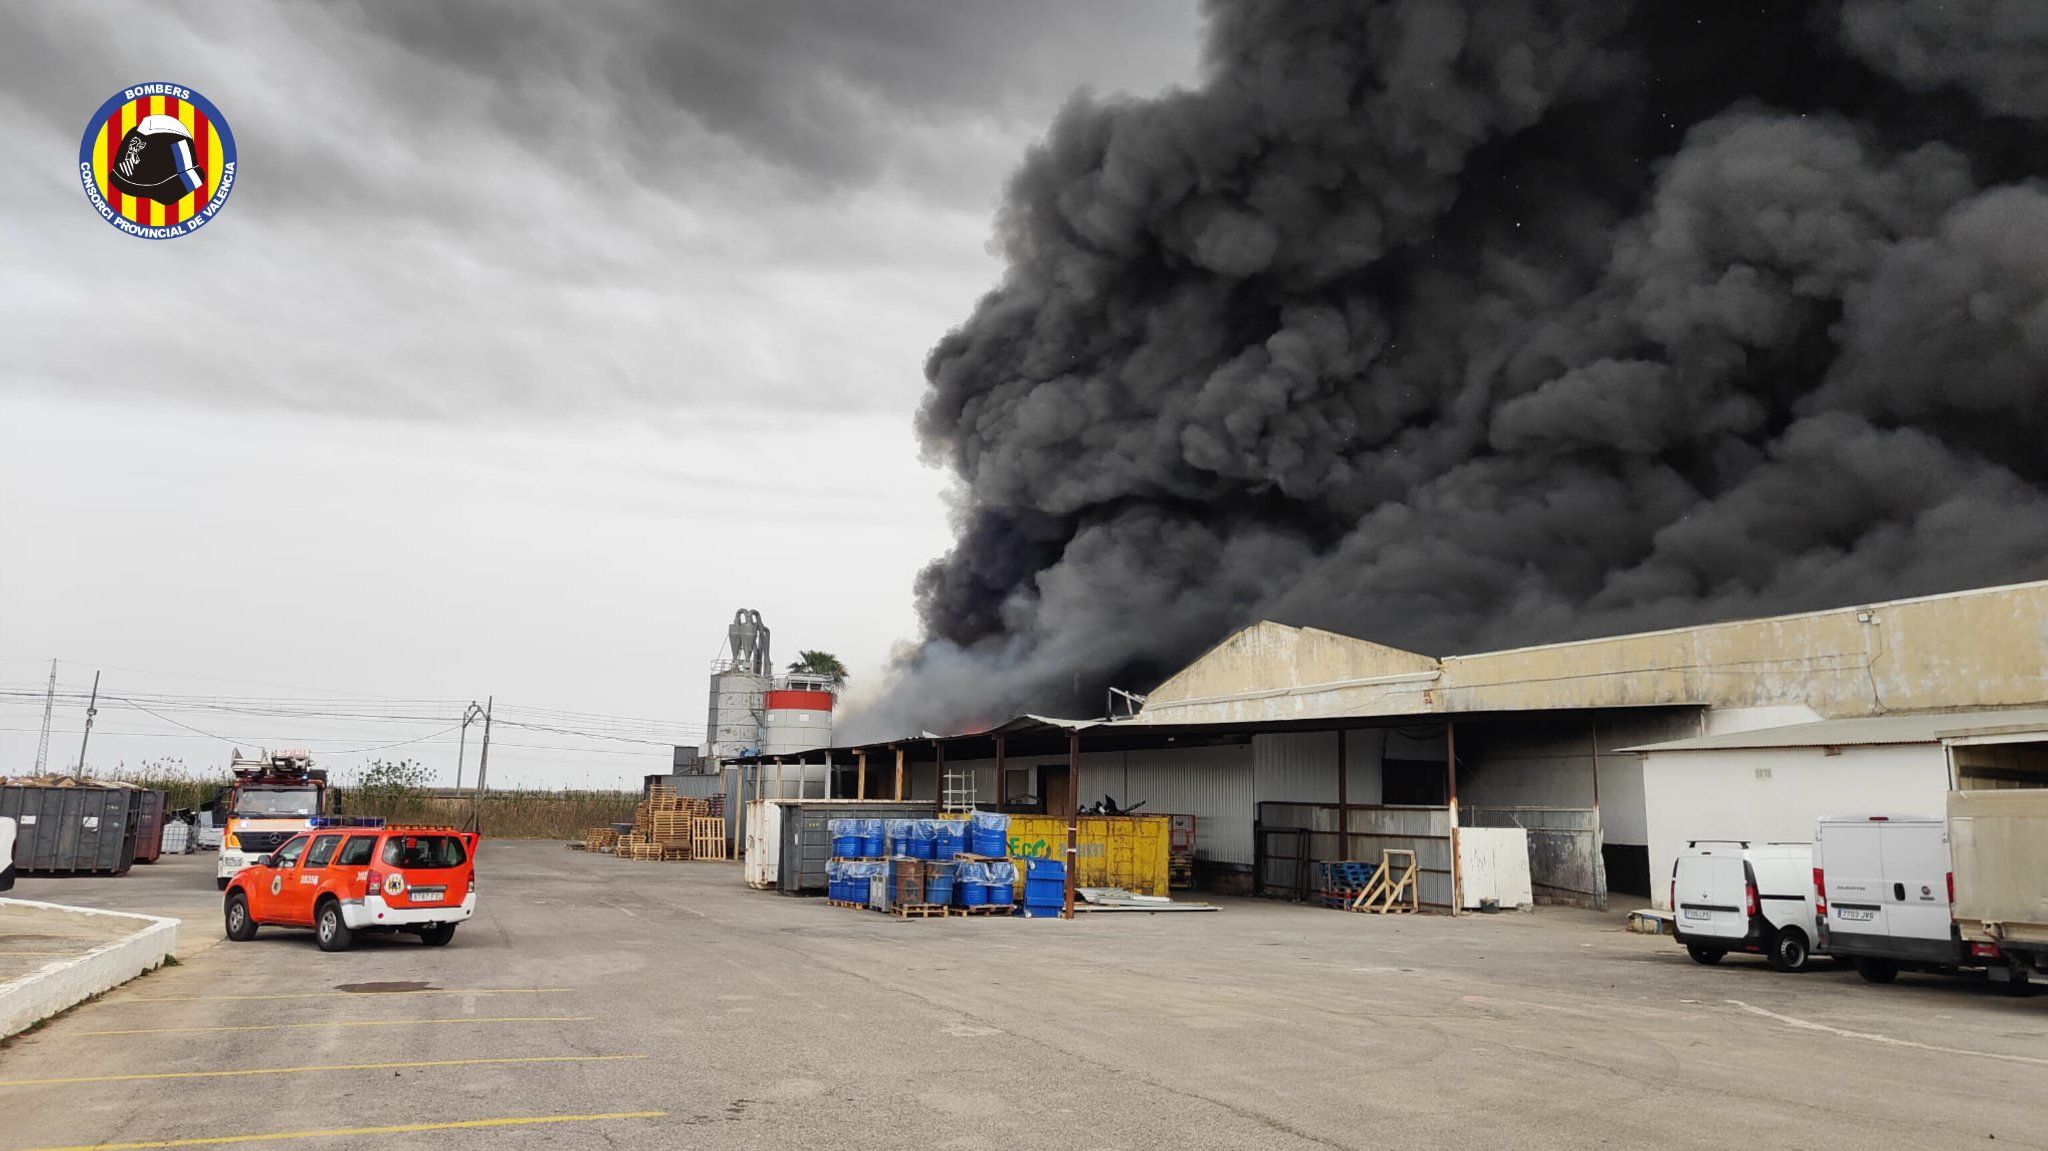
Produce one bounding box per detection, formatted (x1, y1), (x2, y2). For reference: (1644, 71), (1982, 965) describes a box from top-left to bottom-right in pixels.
(90, 757), (637, 839)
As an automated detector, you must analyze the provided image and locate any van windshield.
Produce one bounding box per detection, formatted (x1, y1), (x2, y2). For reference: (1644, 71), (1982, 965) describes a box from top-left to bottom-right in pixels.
(381, 835), (467, 869)
(234, 788), (321, 818)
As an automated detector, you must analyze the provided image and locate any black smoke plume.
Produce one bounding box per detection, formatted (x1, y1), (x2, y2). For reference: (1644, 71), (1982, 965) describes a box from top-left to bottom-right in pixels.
(850, 0), (2048, 738)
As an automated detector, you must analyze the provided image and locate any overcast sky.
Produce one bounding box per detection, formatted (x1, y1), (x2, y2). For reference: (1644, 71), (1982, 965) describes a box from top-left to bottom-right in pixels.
(0, 1), (1203, 788)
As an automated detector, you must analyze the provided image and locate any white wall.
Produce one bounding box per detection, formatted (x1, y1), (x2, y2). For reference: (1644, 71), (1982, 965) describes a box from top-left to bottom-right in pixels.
(1641, 742), (1951, 908)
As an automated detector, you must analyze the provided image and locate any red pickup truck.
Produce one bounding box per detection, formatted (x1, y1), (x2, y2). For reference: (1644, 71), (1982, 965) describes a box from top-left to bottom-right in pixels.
(223, 820), (478, 951)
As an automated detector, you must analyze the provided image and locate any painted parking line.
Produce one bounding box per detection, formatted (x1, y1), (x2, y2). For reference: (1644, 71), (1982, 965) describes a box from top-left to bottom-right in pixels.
(0, 1053), (646, 1088)
(9, 1111), (667, 1151)
(124, 987), (571, 1003)
(77, 1015), (593, 1037)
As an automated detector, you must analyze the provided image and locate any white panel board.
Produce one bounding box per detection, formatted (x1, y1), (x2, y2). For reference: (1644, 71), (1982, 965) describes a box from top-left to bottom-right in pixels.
(1457, 826), (1533, 909)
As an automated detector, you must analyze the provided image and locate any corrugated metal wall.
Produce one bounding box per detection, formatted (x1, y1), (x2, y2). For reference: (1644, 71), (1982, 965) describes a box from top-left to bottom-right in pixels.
(1254, 732), (1340, 802)
(1078, 743), (1255, 865)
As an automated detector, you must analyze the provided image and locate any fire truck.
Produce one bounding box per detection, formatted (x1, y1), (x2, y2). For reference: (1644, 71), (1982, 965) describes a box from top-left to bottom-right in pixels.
(214, 749), (330, 890)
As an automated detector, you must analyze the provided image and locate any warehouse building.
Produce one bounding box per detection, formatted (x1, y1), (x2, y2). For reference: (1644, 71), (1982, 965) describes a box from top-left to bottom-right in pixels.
(734, 579), (2048, 910)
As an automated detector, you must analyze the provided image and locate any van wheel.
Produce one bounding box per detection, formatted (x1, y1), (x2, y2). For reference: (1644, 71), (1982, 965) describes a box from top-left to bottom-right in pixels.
(1855, 958), (1899, 984)
(419, 924), (456, 947)
(1687, 945), (1725, 965)
(315, 900), (353, 952)
(1766, 928), (1812, 973)
(224, 894), (257, 942)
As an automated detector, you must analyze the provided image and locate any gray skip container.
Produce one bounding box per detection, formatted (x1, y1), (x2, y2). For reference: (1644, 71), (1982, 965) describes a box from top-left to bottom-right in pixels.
(0, 785), (143, 875)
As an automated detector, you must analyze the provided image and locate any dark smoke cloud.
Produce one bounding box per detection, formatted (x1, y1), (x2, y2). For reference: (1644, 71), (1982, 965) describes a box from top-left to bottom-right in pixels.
(847, 0), (2048, 738)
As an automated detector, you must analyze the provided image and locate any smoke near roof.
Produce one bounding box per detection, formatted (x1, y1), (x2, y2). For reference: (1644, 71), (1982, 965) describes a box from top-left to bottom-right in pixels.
(847, 0), (2048, 739)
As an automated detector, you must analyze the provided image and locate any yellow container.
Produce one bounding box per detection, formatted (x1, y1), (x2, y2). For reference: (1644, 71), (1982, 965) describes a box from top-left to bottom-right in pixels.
(1003, 814), (1171, 897)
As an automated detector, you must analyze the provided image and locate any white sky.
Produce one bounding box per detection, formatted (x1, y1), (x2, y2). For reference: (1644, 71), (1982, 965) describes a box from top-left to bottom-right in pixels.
(0, 2), (1203, 788)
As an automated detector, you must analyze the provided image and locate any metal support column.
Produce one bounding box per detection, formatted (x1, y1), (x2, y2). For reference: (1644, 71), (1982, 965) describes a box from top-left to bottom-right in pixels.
(1063, 730), (1080, 920)
(1335, 727), (1349, 862)
(857, 750), (867, 800)
(1446, 720), (1460, 916)
(894, 747), (905, 801)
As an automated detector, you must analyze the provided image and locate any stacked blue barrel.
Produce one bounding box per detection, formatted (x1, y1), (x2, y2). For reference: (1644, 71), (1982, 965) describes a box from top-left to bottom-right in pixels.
(826, 820), (890, 909)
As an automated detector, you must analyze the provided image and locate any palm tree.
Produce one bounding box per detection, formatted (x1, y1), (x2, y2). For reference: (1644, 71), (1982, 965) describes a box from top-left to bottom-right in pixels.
(788, 650), (848, 685)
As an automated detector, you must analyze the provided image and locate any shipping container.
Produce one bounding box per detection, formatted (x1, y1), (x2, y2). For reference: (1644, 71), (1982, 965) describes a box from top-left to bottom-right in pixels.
(1005, 814), (1171, 897)
(776, 800), (935, 894)
(0, 785), (143, 875)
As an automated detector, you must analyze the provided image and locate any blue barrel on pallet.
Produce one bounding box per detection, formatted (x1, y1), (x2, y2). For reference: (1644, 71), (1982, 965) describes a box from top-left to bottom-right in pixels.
(955, 860), (991, 906)
(859, 819), (884, 858)
(885, 819), (915, 858)
(909, 820), (937, 860)
(924, 860), (957, 906)
(829, 820), (858, 860)
(967, 810), (1008, 857)
(932, 821), (965, 858)
(985, 861), (1017, 907)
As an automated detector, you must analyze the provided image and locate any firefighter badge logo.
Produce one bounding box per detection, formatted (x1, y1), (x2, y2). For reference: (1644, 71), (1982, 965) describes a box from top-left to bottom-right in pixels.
(270, 875), (283, 897)
(78, 82), (237, 239)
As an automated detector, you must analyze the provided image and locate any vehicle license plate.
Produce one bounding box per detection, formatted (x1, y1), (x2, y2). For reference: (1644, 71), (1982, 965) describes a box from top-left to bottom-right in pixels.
(1682, 909), (1711, 920)
(1837, 908), (1875, 922)
(410, 887), (445, 903)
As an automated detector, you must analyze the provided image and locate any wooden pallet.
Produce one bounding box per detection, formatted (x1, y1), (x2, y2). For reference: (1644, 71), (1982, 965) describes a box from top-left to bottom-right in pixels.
(691, 816), (728, 861)
(891, 903), (949, 919)
(825, 899), (868, 911)
(950, 904), (1012, 917)
(1348, 849), (1419, 914)
(952, 853), (1009, 863)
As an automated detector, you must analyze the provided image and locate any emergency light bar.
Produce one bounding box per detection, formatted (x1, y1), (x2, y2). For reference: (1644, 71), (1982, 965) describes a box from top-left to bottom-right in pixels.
(308, 817), (386, 829)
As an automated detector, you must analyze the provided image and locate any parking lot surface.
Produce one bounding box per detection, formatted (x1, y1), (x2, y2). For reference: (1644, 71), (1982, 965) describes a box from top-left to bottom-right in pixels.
(3, 842), (2045, 1150)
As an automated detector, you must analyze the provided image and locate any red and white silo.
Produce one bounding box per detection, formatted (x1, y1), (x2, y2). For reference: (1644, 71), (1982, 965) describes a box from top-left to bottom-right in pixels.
(758, 674), (836, 756)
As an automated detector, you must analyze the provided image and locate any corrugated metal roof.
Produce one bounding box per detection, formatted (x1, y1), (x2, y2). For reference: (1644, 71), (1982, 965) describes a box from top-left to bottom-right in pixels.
(1622, 707), (2048, 753)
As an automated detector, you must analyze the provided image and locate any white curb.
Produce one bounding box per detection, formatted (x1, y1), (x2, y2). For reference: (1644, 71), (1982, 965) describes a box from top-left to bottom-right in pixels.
(0, 898), (179, 1039)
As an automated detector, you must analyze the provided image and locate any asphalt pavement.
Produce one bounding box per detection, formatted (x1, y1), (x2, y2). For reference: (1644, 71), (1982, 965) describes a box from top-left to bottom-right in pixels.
(2, 842), (2044, 1150)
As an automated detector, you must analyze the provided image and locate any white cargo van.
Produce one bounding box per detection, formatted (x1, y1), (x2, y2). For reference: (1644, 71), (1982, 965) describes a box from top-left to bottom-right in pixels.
(1814, 814), (1976, 985)
(1670, 841), (1820, 971)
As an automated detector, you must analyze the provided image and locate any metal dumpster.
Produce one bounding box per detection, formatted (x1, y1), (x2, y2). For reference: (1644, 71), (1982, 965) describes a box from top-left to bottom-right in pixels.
(776, 801), (935, 894)
(1006, 814), (1171, 897)
(0, 785), (143, 875)
(132, 790), (167, 864)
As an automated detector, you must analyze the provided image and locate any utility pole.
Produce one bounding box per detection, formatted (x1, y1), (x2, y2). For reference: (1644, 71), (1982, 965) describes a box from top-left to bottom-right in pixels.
(453, 701), (486, 790)
(470, 696), (494, 833)
(32, 659), (56, 773)
(75, 671), (101, 773)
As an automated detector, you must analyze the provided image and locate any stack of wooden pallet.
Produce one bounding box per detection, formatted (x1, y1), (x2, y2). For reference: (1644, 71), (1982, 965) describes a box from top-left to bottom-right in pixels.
(614, 831), (663, 861)
(583, 827), (620, 854)
(612, 790), (720, 862)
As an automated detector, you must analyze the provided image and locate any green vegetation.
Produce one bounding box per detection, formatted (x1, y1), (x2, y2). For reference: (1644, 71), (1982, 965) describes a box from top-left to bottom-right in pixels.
(95, 757), (638, 839)
(787, 649), (848, 684)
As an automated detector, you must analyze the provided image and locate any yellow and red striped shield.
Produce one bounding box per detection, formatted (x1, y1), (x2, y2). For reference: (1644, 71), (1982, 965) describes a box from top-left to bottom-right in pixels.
(80, 83), (237, 239)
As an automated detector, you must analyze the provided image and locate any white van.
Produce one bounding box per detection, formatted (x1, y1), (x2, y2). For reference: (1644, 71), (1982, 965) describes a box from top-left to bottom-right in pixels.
(1814, 814), (1968, 985)
(1671, 841), (1821, 971)
(0, 816), (16, 891)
